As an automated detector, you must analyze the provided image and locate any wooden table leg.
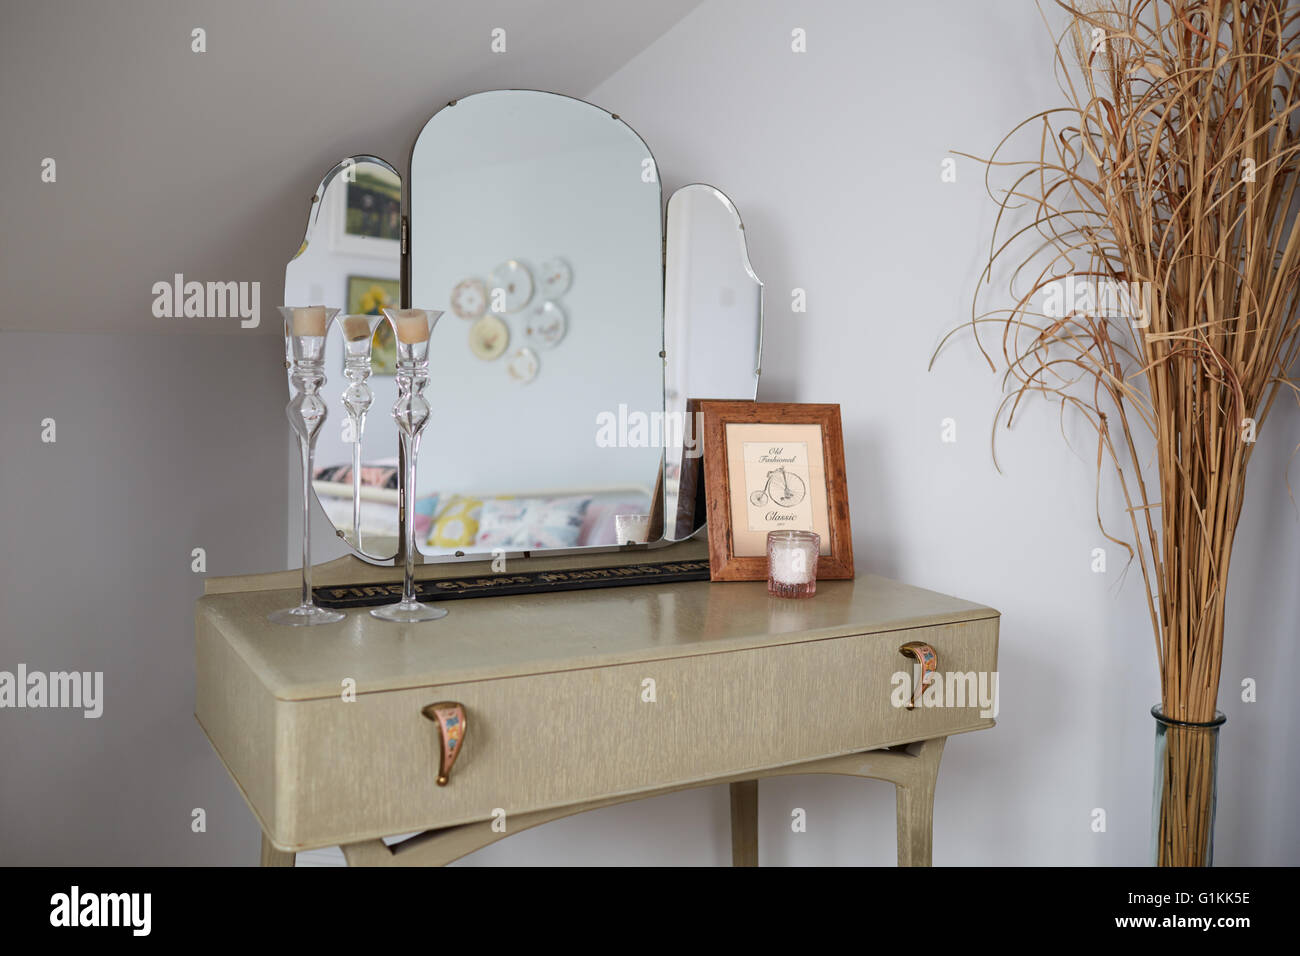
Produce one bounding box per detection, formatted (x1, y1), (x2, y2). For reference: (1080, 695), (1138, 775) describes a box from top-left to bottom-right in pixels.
(729, 780), (758, 866)
(260, 833), (295, 867)
(894, 737), (945, 866)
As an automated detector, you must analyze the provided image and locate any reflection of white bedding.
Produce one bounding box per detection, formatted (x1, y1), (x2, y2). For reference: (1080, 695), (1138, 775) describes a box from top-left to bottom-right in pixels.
(314, 476), (654, 555)
(313, 479), (398, 504)
(421, 486), (651, 556)
(314, 477), (435, 539)
(318, 495), (402, 537)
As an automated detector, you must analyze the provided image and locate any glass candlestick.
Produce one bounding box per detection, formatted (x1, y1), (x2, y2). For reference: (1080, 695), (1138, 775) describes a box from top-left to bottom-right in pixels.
(271, 306), (346, 626)
(767, 530), (820, 599)
(371, 307), (448, 623)
(339, 313), (384, 551)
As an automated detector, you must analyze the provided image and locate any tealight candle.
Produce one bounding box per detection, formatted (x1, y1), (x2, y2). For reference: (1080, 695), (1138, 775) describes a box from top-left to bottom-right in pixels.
(391, 309), (431, 345)
(292, 306), (328, 337)
(342, 314), (373, 341)
(767, 530), (820, 598)
(615, 513), (651, 545)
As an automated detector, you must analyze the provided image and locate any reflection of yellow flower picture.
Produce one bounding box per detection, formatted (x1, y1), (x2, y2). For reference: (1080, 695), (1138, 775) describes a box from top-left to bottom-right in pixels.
(347, 275), (399, 375)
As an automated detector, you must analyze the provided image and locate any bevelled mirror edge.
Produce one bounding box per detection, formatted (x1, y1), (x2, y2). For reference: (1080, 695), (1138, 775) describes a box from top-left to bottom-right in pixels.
(668, 182), (765, 383)
(292, 155), (402, 263)
(662, 182), (765, 543)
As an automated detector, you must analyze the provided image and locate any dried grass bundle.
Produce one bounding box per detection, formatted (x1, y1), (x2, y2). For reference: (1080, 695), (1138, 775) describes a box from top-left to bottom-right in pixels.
(935, 0), (1300, 864)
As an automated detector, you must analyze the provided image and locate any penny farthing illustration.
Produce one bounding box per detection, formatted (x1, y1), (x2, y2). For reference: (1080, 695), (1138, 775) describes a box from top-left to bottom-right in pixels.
(749, 465), (807, 508)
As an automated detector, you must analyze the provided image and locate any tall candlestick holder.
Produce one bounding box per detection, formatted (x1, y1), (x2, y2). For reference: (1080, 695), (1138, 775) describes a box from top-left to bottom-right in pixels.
(371, 307), (448, 623)
(339, 313), (384, 551)
(271, 306), (346, 626)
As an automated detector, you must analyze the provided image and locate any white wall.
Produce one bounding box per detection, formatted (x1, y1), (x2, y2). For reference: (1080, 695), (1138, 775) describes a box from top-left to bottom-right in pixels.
(0, 0), (705, 866)
(5, 0), (1293, 867)
(0, 331), (292, 865)
(565, 0), (1300, 865)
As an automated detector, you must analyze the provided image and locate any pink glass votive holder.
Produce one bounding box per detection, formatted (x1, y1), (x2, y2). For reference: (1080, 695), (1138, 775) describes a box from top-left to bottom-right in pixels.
(767, 530), (820, 598)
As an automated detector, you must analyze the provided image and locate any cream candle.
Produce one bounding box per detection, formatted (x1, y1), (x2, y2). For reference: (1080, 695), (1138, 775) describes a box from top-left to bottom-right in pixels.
(292, 306), (328, 337)
(342, 315), (372, 341)
(391, 309), (430, 345)
(767, 530), (820, 598)
(615, 513), (651, 545)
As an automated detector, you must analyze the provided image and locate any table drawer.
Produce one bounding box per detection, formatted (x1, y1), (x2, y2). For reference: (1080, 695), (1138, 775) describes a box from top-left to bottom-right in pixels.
(270, 617), (998, 849)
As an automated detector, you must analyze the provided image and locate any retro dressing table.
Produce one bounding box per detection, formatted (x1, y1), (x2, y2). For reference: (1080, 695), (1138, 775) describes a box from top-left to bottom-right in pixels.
(195, 541), (999, 866)
(216, 90), (1000, 865)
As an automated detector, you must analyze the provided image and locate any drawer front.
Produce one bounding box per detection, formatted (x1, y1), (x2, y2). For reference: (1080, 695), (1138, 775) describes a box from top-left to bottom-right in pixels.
(275, 618), (998, 848)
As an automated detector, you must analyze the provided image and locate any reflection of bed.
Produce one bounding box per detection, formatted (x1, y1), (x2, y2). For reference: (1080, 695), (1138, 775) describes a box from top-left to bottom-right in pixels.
(313, 480), (414, 531)
(313, 466), (651, 556)
(422, 485), (652, 556)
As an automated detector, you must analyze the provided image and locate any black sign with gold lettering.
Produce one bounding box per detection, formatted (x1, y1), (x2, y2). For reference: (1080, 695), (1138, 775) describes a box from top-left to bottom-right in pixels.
(312, 560), (711, 608)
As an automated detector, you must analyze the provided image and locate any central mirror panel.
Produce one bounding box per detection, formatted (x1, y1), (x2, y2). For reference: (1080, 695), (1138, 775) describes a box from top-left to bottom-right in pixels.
(409, 90), (664, 557)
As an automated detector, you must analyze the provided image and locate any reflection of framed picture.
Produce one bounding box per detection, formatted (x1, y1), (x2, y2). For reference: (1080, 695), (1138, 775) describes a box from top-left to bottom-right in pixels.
(671, 396), (710, 539)
(347, 275), (399, 375)
(331, 166), (402, 258)
(700, 401), (854, 581)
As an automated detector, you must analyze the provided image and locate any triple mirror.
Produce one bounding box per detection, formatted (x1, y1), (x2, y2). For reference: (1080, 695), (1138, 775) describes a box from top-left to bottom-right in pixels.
(283, 90), (763, 565)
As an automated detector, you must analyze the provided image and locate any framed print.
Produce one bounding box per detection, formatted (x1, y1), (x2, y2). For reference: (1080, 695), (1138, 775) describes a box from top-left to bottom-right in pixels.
(699, 401), (854, 581)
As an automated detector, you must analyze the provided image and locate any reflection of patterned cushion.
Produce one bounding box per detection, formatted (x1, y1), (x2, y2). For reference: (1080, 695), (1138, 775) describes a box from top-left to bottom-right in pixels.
(475, 496), (592, 550)
(413, 495), (439, 536)
(427, 495), (485, 549)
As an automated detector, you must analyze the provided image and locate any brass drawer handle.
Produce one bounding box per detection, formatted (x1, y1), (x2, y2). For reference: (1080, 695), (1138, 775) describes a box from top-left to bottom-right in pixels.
(421, 701), (467, 785)
(898, 642), (938, 710)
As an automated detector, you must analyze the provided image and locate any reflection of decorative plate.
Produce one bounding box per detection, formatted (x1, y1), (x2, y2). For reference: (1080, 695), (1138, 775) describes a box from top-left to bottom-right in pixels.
(523, 300), (567, 350)
(489, 260), (533, 314)
(450, 277), (487, 319)
(538, 257), (572, 298)
(506, 347), (539, 384)
(468, 314), (509, 360)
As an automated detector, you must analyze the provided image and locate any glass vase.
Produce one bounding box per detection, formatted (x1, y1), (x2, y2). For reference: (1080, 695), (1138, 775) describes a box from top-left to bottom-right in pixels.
(1150, 705), (1226, 867)
(371, 307), (448, 624)
(270, 306), (345, 626)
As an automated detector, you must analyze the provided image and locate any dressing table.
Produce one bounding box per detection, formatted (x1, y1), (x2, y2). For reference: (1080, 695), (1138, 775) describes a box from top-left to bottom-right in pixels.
(217, 88), (1000, 865)
(195, 540), (999, 866)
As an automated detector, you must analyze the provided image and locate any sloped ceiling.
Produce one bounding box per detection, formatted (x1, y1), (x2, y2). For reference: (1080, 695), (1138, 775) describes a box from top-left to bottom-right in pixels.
(0, 0), (705, 333)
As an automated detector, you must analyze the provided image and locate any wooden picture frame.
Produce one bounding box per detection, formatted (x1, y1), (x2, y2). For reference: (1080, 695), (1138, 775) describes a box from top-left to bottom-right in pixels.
(699, 401), (854, 581)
